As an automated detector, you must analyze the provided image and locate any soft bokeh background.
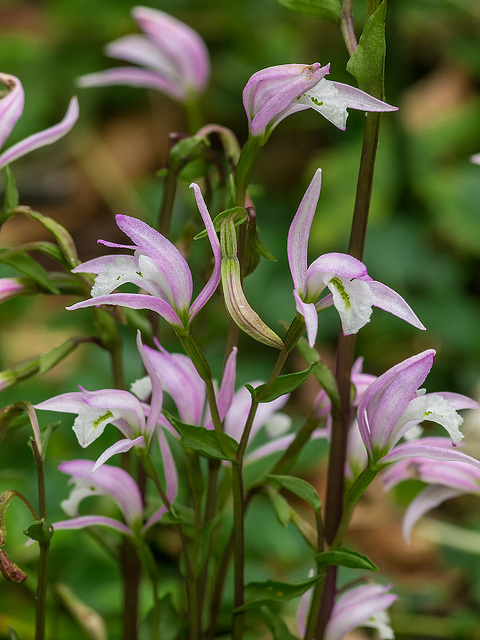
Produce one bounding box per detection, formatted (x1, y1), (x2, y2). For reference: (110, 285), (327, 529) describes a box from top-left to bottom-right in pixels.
(1, 0), (480, 637)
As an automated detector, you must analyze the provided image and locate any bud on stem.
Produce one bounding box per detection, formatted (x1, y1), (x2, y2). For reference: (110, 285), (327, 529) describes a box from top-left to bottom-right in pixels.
(220, 217), (283, 349)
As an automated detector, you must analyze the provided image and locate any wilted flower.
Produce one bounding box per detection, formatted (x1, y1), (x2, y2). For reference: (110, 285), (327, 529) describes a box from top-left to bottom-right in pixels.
(243, 63), (397, 141)
(78, 6), (209, 102)
(288, 169), (425, 346)
(67, 184), (220, 335)
(0, 72), (78, 170)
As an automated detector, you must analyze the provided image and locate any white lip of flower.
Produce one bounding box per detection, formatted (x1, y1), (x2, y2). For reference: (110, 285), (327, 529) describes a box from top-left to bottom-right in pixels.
(73, 406), (116, 448)
(298, 79), (351, 129)
(130, 375), (153, 402)
(392, 392), (464, 447)
(91, 256), (143, 297)
(327, 276), (373, 335)
(61, 482), (101, 517)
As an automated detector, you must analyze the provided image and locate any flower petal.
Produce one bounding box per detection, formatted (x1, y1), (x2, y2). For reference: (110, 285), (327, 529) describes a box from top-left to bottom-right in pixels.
(243, 63), (329, 138)
(78, 67), (185, 100)
(133, 6), (210, 95)
(402, 485), (463, 543)
(54, 515), (133, 536)
(59, 459), (143, 526)
(92, 436), (145, 471)
(287, 168), (322, 293)
(357, 350), (435, 457)
(188, 183), (222, 321)
(67, 292), (184, 328)
(0, 73), (24, 150)
(369, 280), (425, 330)
(0, 96), (79, 169)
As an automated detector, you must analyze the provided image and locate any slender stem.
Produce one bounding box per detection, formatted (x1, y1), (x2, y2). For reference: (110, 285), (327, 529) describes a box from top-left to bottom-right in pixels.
(158, 164), (179, 238)
(234, 137), (263, 208)
(341, 0), (358, 56)
(31, 439), (49, 640)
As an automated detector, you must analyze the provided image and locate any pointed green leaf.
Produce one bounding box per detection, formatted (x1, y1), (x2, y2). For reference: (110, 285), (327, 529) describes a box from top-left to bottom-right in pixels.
(237, 574), (323, 611)
(267, 488), (291, 527)
(315, 547), (378, 571)
(37, 338), (84, 376)
(22, 209), (80, 269)
(267, 474), (322, 512)
(0, 249), (60, 293)
(163, 410), (238, 460)
(278, 0), (342, 24)
(260, 607), (300, 640)
(250, 362), (318, 404)
(194, 207), (247, 239)
(346, 1), (387, 96)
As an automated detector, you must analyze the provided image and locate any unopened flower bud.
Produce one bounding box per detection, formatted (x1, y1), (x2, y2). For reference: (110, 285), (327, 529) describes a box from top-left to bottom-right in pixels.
(220, 217), (283, 349)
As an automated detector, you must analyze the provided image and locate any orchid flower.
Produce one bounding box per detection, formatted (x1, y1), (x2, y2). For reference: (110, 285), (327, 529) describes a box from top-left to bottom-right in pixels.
(53, 460), (144, 537)
(78, 6), (209, 103)
(34, 332), (163, 468)
(471, 153), (480, 165)
(0, 73), (78, 170)
(243, 63), (397, 142)
(132, 342), (296, 462)
(67, 184), (220, 334)
(288, 169), (425, 346)
(382, 454), (480, 542)
(357, 349), (480, 468)
(297, 582), (397, 640)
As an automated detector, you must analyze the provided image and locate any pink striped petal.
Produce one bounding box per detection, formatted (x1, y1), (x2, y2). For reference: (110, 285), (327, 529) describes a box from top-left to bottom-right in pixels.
(0, 96), (78, 169)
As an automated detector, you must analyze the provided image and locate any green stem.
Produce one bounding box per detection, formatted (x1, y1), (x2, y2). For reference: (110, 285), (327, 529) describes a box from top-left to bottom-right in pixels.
(31, 439), (49, 640)
(341, 0), (358, 56)
(234, 137), (263, 207)
(158, 161), (179, 238)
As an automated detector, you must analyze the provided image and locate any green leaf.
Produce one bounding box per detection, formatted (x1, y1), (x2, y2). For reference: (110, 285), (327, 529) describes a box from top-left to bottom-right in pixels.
(346, 1), (387, 96)
(315, 547), (378, 571)
(278, 0), (342, 24)
(1, 166), (19, 222)
(22, 209), (80, 269)
(267, 474), (322, 512)
(37, 338), (84, 376)
(194, 207), (247, 239)
(238, 575), (322, 611)
(250, 362), (318, 403)
(267, 488), (291, 527)
(24, 519), (54, 543)
(8, 627), (21, 640)
(164, 410), (238, 460)
(260, 607), (300, 640)
(0, 249), (60, 293)
(296, 337), (340, 409)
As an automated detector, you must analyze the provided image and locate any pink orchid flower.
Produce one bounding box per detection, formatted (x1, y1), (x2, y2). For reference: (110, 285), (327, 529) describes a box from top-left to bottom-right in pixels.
(67, 184), (220, 334)
(288, 169), (425, 346)
(244, 63), (397, 142)
(78, 6), (209, 102)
